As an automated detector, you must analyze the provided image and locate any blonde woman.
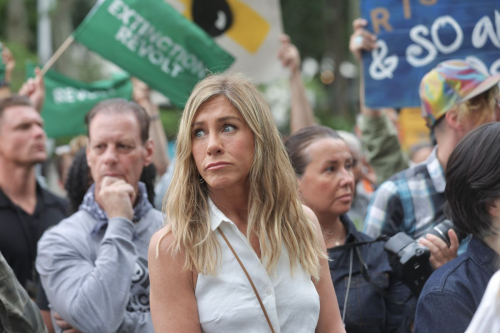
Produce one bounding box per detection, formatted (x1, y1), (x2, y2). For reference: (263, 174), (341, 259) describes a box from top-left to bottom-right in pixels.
(148, 73), (345, 332)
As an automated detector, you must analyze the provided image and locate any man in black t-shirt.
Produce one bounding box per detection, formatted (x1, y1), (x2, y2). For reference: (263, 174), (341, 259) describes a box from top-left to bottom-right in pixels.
(0, 183), (66, 293)
(0, 95), (67, 332)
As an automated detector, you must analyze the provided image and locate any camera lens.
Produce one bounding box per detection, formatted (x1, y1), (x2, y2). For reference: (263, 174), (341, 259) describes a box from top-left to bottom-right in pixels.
(426, 220), (467, 246)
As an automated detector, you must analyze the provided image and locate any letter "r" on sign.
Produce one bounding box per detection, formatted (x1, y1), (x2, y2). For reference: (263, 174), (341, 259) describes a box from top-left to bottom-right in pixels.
(371, 8), (393, 34)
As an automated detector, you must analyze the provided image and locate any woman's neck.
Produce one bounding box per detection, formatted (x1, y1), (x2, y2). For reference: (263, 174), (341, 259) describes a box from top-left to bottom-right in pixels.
(316, 212), (347, 249)
(482, 215), (500, 255)
(209, 186), (250, 229)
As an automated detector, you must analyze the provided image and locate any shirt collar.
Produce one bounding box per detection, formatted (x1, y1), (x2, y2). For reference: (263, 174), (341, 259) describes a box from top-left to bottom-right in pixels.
(468, 236), (500, 275)
(340, 214), (361, 243)
(425, 146), (446, 193)
(0, 186), (10, 208)
(208, 198), (233, 231)
(0, 182), (48, 209)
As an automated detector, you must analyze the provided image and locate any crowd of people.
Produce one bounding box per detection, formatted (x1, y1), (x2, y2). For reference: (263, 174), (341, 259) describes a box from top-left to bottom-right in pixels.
(1, 16), (500, 333)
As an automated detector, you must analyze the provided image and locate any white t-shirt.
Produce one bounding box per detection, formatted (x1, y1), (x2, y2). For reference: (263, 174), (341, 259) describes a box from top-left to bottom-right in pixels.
(466, 269), (500, 333)
(195, 200), (320, 332)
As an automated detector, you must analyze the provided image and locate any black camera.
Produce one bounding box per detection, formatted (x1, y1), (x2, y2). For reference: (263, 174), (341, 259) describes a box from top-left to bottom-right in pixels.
(384, 220), (467, 296)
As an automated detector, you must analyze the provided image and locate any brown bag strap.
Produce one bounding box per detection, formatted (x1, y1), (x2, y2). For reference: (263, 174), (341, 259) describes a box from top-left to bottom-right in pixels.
(217, 227), (276, 333)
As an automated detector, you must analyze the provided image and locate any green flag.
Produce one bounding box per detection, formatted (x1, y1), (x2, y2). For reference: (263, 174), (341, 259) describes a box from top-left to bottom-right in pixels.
(73, 0), (234, 107)
(0, 43), (5, 82)
(27, 64), (133, 138)
(0, 64), (5, 82)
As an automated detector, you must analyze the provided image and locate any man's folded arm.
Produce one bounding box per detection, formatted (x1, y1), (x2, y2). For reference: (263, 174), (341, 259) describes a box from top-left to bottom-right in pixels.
(36, 217), (141, 332)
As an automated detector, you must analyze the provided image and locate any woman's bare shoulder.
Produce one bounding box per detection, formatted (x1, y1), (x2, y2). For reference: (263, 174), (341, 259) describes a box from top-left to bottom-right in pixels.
(301, 205), (319, 224)
(148, 224), (197, 289)
(301, 204), (323, 238)
(149, 226), (174, 259)
(148, 225), (188, 274)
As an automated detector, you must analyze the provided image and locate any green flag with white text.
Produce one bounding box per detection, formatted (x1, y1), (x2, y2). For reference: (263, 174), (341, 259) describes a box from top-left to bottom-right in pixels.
(27, 64), (133, 138)
(73, 0), (234, 107)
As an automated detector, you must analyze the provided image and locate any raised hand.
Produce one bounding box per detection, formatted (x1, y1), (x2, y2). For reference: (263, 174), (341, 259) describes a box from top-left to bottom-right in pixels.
(349, 18), (378, 61)
(131, 77), (151, 106)
(278, 34), (301, 74)
(19, 67), (45, 112)
(1, 45), (16, 82)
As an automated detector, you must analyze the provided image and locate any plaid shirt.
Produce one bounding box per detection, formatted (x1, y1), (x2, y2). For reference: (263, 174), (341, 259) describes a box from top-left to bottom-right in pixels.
(363, 147), (447, 239)
(0, 252), (47, 333)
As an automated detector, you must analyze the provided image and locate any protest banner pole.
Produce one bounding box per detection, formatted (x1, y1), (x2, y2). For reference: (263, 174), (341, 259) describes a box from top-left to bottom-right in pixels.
(40, 35), (75, 77)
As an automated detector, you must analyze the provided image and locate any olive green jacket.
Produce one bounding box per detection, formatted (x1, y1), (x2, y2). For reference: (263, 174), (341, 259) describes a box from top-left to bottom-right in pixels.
(0, 252), (47, 333)
(358, 114), (409, 184)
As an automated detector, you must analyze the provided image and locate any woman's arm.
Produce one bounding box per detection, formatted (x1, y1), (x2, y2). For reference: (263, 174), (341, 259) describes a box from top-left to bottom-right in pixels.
(148, 227), (201, 332)
(303, 206), (346, 333)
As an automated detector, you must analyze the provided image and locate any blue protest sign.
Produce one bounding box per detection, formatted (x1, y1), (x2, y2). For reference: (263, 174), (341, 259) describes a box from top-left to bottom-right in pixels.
(361, 0), (500, 108)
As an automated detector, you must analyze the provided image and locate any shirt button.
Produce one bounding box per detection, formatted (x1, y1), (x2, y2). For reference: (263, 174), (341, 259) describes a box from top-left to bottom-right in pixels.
(266, 288), (272, 295)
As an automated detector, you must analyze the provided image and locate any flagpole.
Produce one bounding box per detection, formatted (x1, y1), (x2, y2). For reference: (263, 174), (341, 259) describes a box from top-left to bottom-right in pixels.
(40, 35), (75, 76)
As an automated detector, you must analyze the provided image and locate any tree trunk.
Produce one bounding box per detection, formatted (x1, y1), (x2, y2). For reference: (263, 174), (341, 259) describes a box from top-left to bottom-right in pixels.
(51, 0), (78, 76)
(6, 0), (30, 47)
(323, 0), (350, 118)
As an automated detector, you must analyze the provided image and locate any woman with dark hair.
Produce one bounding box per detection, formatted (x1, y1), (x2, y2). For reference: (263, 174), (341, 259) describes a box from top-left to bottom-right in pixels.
(65, 147), (157, 214)
(285, 125), (410, 333)
(64, 148), (92, 214)
(414, 122), (500, 333)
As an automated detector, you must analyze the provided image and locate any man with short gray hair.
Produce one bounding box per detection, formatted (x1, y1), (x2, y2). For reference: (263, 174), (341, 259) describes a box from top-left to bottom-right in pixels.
(37, 99), (162, 332)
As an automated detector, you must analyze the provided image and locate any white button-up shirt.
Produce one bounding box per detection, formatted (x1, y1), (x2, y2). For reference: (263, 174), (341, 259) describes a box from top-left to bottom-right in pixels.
(195, 200), (320, 332)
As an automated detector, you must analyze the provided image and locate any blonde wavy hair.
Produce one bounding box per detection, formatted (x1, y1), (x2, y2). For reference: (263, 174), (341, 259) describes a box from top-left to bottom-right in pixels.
(161, 73), (324, 280)
(456, 85), (498, 125)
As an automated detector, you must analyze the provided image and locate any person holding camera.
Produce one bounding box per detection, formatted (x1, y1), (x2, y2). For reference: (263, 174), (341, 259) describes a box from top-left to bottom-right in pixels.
(285, 125), (411, 332)
(356, 16), (500, 268)
(414, 122), (500, 333)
